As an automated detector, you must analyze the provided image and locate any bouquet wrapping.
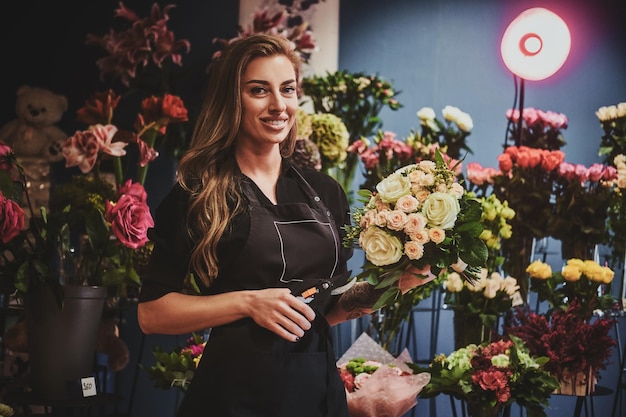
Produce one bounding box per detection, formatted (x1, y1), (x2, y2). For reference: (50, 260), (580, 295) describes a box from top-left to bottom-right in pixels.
(337, 333), (430, 417)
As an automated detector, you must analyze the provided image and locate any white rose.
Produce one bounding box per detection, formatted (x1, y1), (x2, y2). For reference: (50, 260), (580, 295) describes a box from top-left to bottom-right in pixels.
(359, 226), (404, 266)
(455, 112), (474, 132)
(416, 107), (439, 131)
(422, 192), (460, 229)
(501, 276), (520, 296)
(416, 107), (436, 122)
(444, 272), (464, 292)
(442, 105), (462, 122)
(483, 278), (501, 299)
(376, 172), (412, 204)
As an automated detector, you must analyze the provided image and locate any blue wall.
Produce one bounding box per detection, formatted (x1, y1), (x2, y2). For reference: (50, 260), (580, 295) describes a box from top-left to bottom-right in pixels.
(338, 0), (626, 169)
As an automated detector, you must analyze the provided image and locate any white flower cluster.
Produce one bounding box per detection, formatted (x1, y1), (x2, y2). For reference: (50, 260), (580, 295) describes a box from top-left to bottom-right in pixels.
(358, 161), (463, 267)
(596, 102), (626, 122)
(444, 269), (521, 301)
(417, 105), (474, 132)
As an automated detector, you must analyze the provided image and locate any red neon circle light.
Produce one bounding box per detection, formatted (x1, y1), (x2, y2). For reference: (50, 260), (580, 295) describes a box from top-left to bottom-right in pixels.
(501, 8), (571, 81)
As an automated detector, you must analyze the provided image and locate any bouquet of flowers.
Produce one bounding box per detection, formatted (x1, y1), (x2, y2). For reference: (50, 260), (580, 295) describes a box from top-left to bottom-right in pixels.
(343, 150), (488, 309)
(504, 301), (616, 391)
(413, 337), (559, 417)
(336, 332), (431, 417)
(145, 332), (206, 392)
(526, 258), (615, 317)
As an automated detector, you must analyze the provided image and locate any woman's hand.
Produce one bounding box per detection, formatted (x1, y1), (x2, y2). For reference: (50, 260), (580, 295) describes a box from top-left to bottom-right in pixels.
(397, 264), (437, 294)
(248, 288), (316, 342)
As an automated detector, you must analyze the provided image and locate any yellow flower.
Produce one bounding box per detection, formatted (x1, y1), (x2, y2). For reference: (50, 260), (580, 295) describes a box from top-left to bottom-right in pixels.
(526, 260), (552, 280)
(561, 264), (582, 282)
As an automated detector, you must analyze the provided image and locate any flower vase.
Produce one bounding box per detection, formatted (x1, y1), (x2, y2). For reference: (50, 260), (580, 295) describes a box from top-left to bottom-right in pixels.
(453, 312), (492, 350)
(25, 285), (107, 400)
(554, 368), (597, 396)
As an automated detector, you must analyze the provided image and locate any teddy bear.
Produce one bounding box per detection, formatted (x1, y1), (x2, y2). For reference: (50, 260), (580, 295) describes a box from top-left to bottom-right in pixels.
(0, 85), (69, 162)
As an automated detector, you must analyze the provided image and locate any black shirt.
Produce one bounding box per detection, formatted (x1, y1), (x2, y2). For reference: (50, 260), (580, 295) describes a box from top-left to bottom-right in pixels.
(138, 160), (353, 302)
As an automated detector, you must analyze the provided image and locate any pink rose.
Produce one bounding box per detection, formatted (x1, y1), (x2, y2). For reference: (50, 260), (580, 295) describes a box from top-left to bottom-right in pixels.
(603, 165), (618, 181)
(505, 109), (519, 123)
(523, 108), (540, 126)
(118, 180), (148, 203)
(587, 163), (605, 182)
(497, 154), (513, 173)
(0, 191), (25, 244)
(0, 141), (13, 172)
(574, 164), (589, 183)
(558, 162), (576, 180)
(540, 150), (565, 172)
(521, 148), (542, 168)
(105, 195), (154, 249)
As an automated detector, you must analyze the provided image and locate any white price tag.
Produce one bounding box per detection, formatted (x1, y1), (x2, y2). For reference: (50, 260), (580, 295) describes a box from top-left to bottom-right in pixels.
(81, 376), (97, 397)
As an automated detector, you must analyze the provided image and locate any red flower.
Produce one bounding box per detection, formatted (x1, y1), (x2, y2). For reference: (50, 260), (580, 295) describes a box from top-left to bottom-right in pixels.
(0, 191), (25, 244)
(472, 369), (509, 392)
(76, 90), (121, 126)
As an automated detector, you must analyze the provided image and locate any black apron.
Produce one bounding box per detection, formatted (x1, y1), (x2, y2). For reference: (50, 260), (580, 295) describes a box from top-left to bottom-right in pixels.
(176, 166), (351, 417)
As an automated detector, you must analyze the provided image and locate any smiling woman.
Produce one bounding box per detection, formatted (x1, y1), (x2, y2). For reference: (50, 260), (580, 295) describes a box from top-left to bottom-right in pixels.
(135, 33), (396, 417)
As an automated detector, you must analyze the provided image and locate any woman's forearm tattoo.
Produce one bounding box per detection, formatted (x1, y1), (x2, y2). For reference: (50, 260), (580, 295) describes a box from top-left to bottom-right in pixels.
(337, 282), (386, 320)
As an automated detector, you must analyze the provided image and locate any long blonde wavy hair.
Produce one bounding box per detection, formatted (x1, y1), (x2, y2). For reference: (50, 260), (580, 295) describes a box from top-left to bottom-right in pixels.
(176, 34), (301, 286)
